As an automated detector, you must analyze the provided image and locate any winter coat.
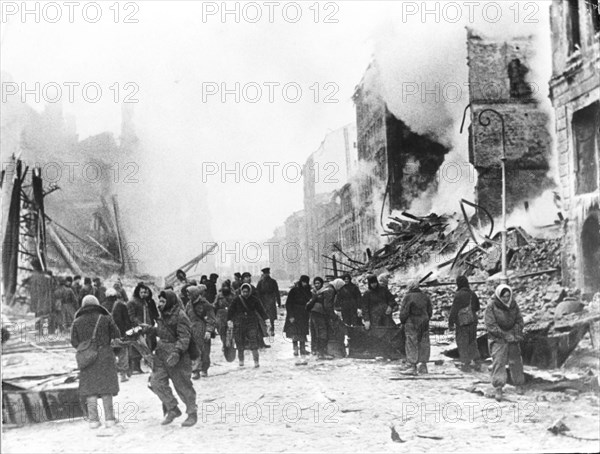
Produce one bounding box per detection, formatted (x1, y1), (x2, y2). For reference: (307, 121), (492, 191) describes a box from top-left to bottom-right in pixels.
(400, 289), (432, 325)
(307, 285), (336, 315)
(336, 282), (362, 312)
(448, 287), (481, 329)
(214, 291), (236, 332)
(127, 296), (157, 326)
(227, 294), (268, 350)
(484, 298), (524, 343)
(78, 284), (95, 307)
(283, 285), (311, 337)
(147, 293), (193, 367)
(186, 296), (217, 348)
(70, 304), (120, 397)
(54, 285), (78, 311)
(93, 285), (107, 304)
(257, 276), (281, 320)
(111, 300), (133, 335)
(205, 280), (218, 304)
(362, 285), (397, 326)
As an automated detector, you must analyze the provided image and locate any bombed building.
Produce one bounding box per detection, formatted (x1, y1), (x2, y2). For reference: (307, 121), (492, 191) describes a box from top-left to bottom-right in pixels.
(549, 0), (600, 294)
(466, 29), (555, 218)
(353, 63), (449, 249)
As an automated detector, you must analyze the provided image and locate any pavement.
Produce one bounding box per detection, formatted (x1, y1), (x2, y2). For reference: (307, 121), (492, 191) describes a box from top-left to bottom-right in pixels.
(2, 313), (600, 453)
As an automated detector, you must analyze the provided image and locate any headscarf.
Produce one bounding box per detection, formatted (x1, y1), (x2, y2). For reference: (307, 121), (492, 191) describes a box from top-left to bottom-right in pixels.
(456, 275), (470, 290)
(342, 273), (352, 281)
(407, 279), (420, 291)
(378, 273), (389, 286)
(299, 275), (310, 284)
(331, 278), (345, 292)
(494, 284), (513, 306)
(158, 290), (180, 313)
(313, 277), (324, 286)
(82, 295), (99, 307)
(105, 288), (119, 298)
(240, 283), (252, 294)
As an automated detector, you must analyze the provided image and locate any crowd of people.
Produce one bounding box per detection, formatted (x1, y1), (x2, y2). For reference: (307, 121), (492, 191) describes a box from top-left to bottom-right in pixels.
(65, 267), (525, 429)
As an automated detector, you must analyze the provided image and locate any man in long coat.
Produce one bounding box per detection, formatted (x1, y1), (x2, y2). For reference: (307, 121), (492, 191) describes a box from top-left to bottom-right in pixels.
(283, 275), (311, 357)
(256, 267), (281, 336)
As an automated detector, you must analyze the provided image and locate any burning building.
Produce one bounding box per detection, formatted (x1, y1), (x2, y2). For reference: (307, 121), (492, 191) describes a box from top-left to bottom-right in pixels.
(466, 28), (555, 218)
(352, 63), (449, 250)
(548, 0), (600, 294)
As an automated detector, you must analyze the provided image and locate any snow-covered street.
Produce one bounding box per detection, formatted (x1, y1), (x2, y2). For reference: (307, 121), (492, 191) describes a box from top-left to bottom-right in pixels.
(3, 314), (599, 453)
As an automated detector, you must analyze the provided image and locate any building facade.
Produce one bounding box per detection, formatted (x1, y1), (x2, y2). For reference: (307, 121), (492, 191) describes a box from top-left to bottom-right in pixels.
(467, 28), (555, 218)
(549, 0), (600, 293)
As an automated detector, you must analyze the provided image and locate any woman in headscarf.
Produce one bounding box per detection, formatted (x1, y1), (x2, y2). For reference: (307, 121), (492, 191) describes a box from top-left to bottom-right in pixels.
(214, 280), (236, 351)
(127, 283), (157, 374)
(70, 295), (121, 429)
(146, 290), (197, 426)
(185, 285), (216, 379)
(484, 284), (525, 401)
(361, 274), (398, 329)
(227, 283), (268, 368)
(400, 279), (433, 375)
(448, 275), (481, 370)
(283, 275), (312, 358)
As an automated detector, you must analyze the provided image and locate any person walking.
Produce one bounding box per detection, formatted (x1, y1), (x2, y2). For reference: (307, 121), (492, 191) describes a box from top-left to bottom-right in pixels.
(306, 277), (336, 360)
(399, 280), (432, 375)
(70, 295), (121, 429)
(257, 268), (282, 336)
(484, 284), (525, 401)
(227, 283), (268, 368)
(283, 275), (311, 358)
(146, 290), (197, 426)
(186, 285), (216, 379)
(448, 275), (481, 370)
(214, 281), (236, 351)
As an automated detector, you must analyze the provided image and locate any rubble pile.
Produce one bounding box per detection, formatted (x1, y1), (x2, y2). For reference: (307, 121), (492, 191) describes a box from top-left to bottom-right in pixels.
(361, 211), (573, 323)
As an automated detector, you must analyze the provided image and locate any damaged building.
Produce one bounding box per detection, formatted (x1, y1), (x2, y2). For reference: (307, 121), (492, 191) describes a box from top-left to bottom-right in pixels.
(353, 63), (449, 251)
(549, 0), (600, 294)
(1, 79), (137, 302)
(466, 28), (555, 218)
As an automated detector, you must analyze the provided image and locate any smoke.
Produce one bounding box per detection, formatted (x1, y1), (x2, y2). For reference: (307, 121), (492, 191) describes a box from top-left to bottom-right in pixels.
(360, 2), (553, 218)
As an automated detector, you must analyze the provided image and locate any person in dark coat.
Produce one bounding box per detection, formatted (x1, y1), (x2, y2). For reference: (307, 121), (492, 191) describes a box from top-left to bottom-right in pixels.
(448, 275), (481, 370)
(54, 276), (78, 333)
(240, 272), (270, 348)
(70, 295), (121, 429)
(361, 275), (397, 329)
(185, 285), (216, 379)
(146, 290), (197, 427)
(283, 275), (311, 357)
(103, 288), (120, 313)
(206, 273), (218, 304)
(79, 277), (95, 308)
(231, 272), (242, 293)
(400, 280), (433, 375)
(111, 294), (133, 382)
(93, 278), (107, 305)
(256, 267), (281, 336)
(307, 277), (336, 360)
(485, 284), (525, 401)
(113, 279), (129, 302)
(227, 283), (268, 367)
(336, 274), (362, 326)
(72, 275), (82, 300)
(214, 281), (236, 350)
(29, 269), (54, 334)
(127, 283), (157, 374)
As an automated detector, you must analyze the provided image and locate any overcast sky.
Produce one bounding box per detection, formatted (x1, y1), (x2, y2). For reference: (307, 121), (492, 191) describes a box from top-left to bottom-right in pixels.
(1, 1), (552, 264)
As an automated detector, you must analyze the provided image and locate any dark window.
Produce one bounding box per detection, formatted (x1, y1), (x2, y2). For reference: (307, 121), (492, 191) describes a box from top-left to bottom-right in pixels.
(567, 0), (581, 54)
(572, 102), (599, 194)
(589, 0), (600, 34)
(508, 59), (533, 99)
